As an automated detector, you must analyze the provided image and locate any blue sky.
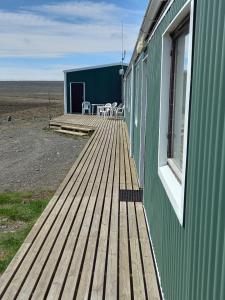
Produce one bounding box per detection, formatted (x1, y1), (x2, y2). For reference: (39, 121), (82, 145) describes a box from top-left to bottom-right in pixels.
(0, 0), (147, 80)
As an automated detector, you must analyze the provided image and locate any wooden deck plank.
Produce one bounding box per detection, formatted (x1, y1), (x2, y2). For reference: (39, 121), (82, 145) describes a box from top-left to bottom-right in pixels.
(135, 203), (161, 300)
(75, 121), (117, 299)
(60, 124), (94, 132)
(124, 122), (147, 299)
(119, 122), (126, 190)
(104, 121), (121, 299)
(123, 124), (139, 191)
(119, 201), (132, 299)
(0, 115), (160, 300)
(30, 121), (113, 299)
(60, 121), (115, 299)
(118, 122), (133, 299)
(90, 121), (119, 299)
(122, 123), (132, 190)
(55, 129), (87, 136)
(127, 202), (146, 300)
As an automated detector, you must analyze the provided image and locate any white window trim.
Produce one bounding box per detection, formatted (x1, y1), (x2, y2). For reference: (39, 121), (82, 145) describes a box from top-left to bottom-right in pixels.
(158, 0), (194, 225)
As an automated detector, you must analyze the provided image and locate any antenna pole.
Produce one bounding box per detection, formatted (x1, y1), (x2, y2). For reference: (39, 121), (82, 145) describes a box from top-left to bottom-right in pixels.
(121, 21), (124, 73)
(121, 21), (125, 104)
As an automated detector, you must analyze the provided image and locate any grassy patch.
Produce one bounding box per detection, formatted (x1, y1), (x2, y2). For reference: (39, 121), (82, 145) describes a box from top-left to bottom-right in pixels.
(0, 191), (53, 274)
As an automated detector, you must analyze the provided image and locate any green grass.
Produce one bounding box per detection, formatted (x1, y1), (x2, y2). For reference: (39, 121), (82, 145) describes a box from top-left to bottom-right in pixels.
(0, 191), (52, 274)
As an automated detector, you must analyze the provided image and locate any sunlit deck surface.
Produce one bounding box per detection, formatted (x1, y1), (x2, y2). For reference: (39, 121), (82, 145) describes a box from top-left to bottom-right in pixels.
(0, 114), (160, 299)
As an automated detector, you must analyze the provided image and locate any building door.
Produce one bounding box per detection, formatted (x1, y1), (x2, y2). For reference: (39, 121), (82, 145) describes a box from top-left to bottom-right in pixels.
(139, 57), (148, 187)
(70, 82), (85, 113)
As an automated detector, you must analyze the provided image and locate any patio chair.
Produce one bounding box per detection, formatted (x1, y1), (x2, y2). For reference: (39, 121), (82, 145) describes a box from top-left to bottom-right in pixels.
(82, 101), (91, 115)
(99, 103), (112, 118)
(110, 102), (118, 116)
(115, 103), (125, 118)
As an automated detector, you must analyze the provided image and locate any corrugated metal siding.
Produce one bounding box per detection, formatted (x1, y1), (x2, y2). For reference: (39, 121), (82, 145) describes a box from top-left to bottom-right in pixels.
(66, 65), (124, 113)
(186, 1), (225, 299)
(125, 0), (225, 299)
(133, 61), (142, 168)
(124, 72), (132, 134)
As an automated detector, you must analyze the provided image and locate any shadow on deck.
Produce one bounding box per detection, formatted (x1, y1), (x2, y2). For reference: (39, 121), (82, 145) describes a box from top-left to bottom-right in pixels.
(0, 114), (160, 299)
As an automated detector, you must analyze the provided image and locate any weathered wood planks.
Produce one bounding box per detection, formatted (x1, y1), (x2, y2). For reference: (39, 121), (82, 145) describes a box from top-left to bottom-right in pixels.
(0, 115), (160, 300)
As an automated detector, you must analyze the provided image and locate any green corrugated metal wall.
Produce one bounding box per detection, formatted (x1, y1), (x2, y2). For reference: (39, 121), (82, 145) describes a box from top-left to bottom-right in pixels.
(66, 65), (125, 113)
(133, 61), (142, 169)
(124, 73), (131, 134)
(125, 0), (225, 299)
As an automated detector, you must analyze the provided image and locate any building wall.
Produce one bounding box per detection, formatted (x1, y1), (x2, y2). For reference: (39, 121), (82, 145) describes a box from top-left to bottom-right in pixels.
(124, 0), (225, 299)
(132, 60), (142, 168)
(124, 73), (131, 134)
(66, 65), (125, 113)
(124, 60), (142, 174)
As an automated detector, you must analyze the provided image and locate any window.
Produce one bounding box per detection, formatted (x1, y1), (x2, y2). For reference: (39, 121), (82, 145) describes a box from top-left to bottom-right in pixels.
(158, 1), (194, 225)
(168, 17), (190, 181)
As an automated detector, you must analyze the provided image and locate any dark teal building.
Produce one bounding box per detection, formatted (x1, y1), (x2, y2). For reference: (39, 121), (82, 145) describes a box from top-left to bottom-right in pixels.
(64, 63), (127, 114)
(124, 0), (225, 299)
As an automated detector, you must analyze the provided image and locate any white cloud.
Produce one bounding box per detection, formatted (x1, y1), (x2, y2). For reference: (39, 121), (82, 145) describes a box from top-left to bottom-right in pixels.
(35, 1), (128, 23)
(0, 1), (143, 58)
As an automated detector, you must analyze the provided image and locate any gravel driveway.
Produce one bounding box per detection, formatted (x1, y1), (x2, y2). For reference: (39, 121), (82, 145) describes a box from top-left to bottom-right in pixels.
(0, 119), (88, 193)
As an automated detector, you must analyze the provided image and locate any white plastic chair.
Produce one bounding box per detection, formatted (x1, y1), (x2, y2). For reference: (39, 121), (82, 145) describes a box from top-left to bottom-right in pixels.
(115, 103), (124, 118)
(82, 101), (91, 115)
(110, 102), (117, 116)
(99, 103), (112, 118)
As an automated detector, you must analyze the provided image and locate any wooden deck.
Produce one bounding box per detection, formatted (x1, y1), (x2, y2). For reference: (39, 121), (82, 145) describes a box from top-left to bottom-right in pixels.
(0, 115), (160, 300)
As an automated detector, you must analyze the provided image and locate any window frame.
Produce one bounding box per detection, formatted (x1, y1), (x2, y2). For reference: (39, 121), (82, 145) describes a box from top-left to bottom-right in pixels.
(158, 0), (194, 225)
(167, 16), (190, 180)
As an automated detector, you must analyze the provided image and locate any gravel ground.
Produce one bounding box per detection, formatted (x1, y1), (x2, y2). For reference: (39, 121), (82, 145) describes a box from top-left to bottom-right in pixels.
(0, 119), (88, 192)
(0, 82), (89, 193)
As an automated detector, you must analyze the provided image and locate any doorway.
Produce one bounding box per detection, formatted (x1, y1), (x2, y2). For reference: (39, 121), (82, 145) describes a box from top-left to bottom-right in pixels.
(70, 82), (85, 113)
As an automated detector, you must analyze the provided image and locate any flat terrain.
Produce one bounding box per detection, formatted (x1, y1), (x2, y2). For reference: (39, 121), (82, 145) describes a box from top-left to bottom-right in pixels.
(0, 81), (88, 192)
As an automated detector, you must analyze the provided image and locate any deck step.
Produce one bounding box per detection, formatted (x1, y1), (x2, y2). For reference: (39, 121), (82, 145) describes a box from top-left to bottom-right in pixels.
(49, 122), (61, 128)
(60, 125), (94, 133)
(50, 121), (94, 135)
(55, 129), (87, 136)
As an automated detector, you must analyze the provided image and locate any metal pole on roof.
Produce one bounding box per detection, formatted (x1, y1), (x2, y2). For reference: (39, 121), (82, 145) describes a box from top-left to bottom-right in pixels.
(121, 22), (126, 74)
(122, 21), (124, 73)
(121, 21), (126, 104)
